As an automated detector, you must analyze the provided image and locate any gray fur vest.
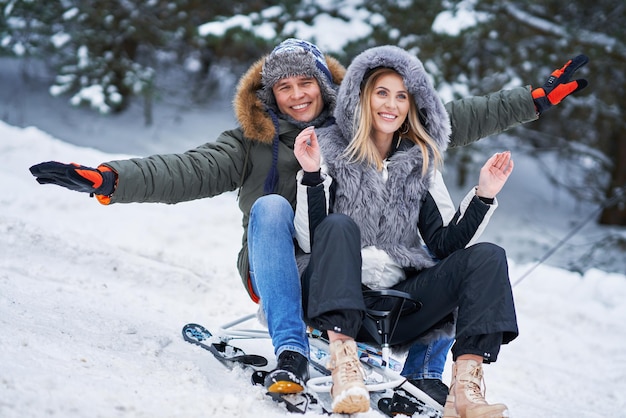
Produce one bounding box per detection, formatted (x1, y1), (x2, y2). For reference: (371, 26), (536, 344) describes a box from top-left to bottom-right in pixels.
(320, 128), (436, 270)
(318, 45), (452, 271)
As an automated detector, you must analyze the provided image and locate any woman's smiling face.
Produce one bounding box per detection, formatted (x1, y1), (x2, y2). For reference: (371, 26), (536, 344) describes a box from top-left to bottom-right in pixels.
(369, 72), (409, 141)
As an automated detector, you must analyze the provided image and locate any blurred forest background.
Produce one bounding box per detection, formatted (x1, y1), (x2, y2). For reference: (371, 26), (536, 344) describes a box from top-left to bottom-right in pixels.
(1, 1), (624, 239)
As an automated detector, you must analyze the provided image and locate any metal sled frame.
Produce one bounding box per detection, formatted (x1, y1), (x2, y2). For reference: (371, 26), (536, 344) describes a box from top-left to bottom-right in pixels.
(212, 297), (444, 414)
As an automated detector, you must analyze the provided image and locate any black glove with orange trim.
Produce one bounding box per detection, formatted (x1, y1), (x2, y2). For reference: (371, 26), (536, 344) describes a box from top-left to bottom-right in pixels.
(29, 162), (116, 196)
(532, 54), (589, 115)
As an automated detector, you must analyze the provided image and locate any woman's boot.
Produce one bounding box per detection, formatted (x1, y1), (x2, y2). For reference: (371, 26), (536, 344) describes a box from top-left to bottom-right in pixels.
(443, 359), (509, 418)
(327, 340), (370, 414)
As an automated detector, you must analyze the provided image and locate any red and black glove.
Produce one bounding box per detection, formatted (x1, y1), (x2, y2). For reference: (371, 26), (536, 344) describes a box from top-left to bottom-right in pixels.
(532, 54), (589, 114)
(29, 162), (116, 196)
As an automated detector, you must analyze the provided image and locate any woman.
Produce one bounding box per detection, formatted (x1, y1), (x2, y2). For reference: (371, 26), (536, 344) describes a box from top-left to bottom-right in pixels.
(293, 45), (518, 418)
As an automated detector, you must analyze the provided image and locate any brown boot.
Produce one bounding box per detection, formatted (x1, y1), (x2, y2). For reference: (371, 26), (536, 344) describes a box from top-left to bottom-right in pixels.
(443, 359), (509, 418)
(327, 340), (370, 414)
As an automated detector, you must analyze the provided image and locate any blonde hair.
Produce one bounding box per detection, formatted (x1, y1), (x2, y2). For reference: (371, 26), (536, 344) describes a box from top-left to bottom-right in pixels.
(343, 67), (442, 175)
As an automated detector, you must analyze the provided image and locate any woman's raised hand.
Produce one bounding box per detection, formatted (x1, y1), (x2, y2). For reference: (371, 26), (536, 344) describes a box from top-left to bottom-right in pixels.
(476, 151), (514, 199)
(293, 126), (321, 172)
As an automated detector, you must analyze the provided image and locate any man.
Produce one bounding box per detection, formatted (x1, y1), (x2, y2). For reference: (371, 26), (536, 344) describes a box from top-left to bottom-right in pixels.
(29, 38), (587, 413)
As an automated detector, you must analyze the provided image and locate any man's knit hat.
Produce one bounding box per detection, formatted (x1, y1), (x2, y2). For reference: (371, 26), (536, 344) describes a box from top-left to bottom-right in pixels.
(257, 38), (337, 116)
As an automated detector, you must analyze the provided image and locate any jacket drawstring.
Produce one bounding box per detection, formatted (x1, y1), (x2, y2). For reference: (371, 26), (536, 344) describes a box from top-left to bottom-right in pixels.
(263, 109), (281, 194)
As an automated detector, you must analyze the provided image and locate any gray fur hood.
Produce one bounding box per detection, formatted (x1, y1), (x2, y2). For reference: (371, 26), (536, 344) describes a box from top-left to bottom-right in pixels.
(334, 45), (451, 153)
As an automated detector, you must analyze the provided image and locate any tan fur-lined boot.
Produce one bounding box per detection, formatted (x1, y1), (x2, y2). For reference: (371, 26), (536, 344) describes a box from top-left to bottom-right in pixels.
(327, 339), (370, 414)
(443, 359), (509, 418)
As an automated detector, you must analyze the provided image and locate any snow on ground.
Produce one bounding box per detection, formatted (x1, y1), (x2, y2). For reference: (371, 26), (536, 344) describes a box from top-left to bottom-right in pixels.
(1, 120), (625, 418)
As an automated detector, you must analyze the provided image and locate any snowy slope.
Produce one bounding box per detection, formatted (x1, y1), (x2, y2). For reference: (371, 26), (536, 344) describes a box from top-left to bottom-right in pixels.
(1, 121), (625, 417)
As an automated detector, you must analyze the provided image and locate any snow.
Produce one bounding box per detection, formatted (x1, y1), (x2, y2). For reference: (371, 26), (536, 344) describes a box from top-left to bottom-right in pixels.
(1, 106), (626, 417)
(432, 1), (491, 36)
(199, 14), (259, 37)
(196, 1), (375, 55)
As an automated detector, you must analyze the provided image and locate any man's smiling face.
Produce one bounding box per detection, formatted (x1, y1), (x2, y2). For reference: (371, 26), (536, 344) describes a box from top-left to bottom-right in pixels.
(272, 75), (324, 122)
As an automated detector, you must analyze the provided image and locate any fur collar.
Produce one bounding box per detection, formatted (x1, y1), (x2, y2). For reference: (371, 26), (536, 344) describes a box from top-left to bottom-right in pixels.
(232, 55), (345, 144)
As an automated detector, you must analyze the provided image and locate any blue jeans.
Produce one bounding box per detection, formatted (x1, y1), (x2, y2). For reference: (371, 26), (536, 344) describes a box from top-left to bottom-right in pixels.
(402, 337), (454, 381)
(248, 195), (309, 358)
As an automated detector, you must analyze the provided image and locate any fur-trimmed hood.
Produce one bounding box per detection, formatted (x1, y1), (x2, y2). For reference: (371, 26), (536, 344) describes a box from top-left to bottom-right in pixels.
(232, 54), (346, 144)
(334, 45), (450, 153)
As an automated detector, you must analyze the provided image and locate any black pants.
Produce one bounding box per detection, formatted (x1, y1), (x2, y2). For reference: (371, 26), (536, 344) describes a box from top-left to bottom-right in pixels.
(301, 213), (519, 362)
(301, 214), (366, 337)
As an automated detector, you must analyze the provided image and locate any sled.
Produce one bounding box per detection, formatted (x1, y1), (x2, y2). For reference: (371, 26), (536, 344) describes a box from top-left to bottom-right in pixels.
(192, 289), (443, 416)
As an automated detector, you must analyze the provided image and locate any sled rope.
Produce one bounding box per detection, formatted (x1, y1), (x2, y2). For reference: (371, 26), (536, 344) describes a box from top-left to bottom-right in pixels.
(512, 184), (625, 287)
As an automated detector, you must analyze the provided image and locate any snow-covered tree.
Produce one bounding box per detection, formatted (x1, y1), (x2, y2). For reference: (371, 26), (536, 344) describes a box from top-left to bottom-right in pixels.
(444, 0), (625, 227)
(0, 0), (64, 59)
(1, 1), (278, 118)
